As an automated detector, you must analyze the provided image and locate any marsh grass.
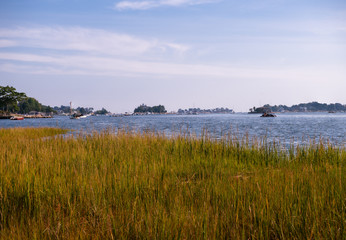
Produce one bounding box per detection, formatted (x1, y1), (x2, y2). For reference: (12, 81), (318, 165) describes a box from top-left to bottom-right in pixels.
(0, 127), (344, 239)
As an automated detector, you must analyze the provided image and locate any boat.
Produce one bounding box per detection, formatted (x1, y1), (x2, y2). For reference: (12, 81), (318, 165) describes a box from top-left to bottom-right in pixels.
(70, 113), (85, 119)
(10, 116), (24, 120)
(69, 101), (88, 119)
(260, 112), (276, 117)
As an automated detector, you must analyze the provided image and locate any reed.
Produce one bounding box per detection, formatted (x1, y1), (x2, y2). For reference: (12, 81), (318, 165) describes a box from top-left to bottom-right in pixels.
(0, 127), (344, 239)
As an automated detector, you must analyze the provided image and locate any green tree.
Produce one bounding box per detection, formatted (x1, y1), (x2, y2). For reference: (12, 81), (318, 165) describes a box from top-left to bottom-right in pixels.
(18, 97), (56, 114)
(134, 104), (152, 113)
(0, 85), (27, 112)
(151, 105), (167, 113)
(18, 97), (42, 113)
(44, 106), (54, 113)
(134, 104), (166, 113)
(95, 108), (109, 115)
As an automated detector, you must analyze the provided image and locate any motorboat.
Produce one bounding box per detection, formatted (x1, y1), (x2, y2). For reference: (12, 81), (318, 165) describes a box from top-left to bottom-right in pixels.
(69, 101), (89, 119)
(70, 113), (85, 119)
(260, 113), (276, 117)
(10, 116), (24, 120)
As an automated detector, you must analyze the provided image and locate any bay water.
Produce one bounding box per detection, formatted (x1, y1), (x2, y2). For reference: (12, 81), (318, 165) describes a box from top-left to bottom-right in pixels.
(1, 112), (345, 147)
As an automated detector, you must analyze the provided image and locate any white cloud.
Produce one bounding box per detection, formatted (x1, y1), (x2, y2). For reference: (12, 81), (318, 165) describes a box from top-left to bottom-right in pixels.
(0, 27), (188, 57)
(0, 53), (57, 63)
(0, 26), (196, 78)
(115, 0), (219, 10)
(0, 39), (17, 48)
(0, 25), (344, 89)
(1, 52), (343, 84)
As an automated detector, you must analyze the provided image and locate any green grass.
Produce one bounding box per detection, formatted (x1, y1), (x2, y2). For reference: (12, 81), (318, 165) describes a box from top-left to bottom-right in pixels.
(0, 127), (345, 239)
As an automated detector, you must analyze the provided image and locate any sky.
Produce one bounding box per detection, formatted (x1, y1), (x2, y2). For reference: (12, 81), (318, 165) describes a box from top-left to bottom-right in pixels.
(0, 0), (345, 113)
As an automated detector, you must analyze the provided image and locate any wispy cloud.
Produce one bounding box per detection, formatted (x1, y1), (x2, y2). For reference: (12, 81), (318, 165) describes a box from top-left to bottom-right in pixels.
(114, 0), (220, 10)
(0, 25), (344, 84)
(0, 39), (16, 48)
(1, 52), (342, 84)
(0, 27), (189, 57)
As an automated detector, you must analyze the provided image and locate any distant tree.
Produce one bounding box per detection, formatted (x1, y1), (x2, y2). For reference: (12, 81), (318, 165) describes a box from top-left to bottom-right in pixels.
(19, 98), (41, 113)
(18, 97), (56, 114)
(151, 105), (167, 113)
(134, 104), (166, 113)
(0, 85), (27, 112)
(134, 104), (152, 113)
(79, 107), (93, 114)
(54, 105), (93, 114)
(58, 105), (71, 114)
(250, 102), (346, 113)
(95, 108), (109, 115)
(44, 105), (54, 113)
(333, 103), (344, 111)
(77, 107), (87, 115)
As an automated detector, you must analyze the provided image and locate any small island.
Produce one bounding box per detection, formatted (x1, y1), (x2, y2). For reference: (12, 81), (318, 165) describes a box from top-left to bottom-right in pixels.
(177, 107), (234, 115)
(133, 104), (167, 115)
(249, 102), (346, 113)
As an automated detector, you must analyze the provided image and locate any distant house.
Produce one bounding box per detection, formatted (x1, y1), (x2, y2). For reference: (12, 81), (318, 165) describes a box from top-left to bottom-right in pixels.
(249, 107), (271, 114)
(28, 111), (39, 115)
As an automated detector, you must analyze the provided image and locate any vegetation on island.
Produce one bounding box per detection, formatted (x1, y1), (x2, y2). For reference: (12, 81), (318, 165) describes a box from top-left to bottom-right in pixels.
(134, 104), (167, 114)
(178, 107), (234, 115)
(0, 85), (110, 116)
(250, 101), (346, 113)
(18, 97), (56, 114)
(53, 106), (109, 115)
(53, 105), (94, 115)
(54, 106), (109, 115)
(0, 85), (27, 112)
(1, 85), (55, 114)
(94, 107), (110, 115)
(0, 127), (344, 239)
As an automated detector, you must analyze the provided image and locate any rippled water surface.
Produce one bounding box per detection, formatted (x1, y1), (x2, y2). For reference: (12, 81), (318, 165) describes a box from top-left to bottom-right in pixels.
(1, 113), (345, 146)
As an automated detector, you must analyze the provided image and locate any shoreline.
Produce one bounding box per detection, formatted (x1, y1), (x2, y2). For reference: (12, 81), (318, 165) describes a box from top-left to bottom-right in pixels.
(0, 114), (52, 119)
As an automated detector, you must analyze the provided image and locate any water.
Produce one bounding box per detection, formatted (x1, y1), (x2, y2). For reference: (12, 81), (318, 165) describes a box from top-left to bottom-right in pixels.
(1, 113), (345, 147)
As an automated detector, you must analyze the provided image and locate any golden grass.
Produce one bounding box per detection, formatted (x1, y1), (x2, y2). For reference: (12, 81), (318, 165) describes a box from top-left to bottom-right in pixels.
(0, 127), (344, 239)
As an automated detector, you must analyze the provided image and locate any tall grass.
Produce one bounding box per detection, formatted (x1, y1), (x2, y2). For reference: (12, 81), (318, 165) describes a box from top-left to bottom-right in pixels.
(0, 127), (344, 239)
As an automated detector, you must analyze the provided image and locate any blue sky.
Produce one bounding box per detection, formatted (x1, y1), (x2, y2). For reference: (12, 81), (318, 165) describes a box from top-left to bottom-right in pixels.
(0, 0), (345, 112)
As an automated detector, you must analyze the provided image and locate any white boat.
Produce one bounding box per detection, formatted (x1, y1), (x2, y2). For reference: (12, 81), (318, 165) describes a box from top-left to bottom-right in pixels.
(69, 102), (88, 119)
(70, 113), (85, 119)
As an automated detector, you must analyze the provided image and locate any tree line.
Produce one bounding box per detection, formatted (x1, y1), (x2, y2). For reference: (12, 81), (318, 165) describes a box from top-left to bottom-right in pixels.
(250, 102), (346, 113)
(134, 104), (167, 114)
(0, 85), (54, 113)
(0, 85), (109, 115)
